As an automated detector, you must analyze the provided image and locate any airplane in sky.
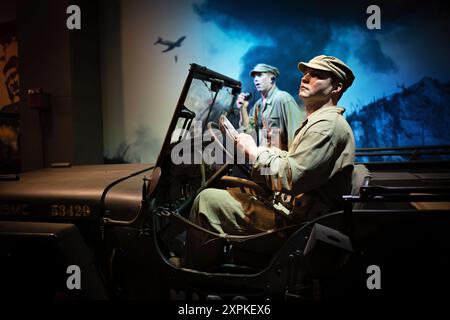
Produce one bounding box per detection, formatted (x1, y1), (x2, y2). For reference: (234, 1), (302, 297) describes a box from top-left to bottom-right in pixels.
(153, 36), (186, 53)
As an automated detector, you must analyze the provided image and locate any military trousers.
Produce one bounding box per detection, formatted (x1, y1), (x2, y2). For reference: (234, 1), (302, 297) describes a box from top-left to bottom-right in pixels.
(184, 188), (284, 270)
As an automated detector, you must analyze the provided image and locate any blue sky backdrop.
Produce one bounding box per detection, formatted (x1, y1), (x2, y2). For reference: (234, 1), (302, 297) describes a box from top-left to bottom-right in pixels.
(193, 0), (450, 112)
(105, 0), (450, 162)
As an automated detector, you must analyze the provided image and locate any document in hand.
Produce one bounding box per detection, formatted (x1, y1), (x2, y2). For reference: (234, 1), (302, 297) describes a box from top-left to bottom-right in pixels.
(219, 115), (239, 142)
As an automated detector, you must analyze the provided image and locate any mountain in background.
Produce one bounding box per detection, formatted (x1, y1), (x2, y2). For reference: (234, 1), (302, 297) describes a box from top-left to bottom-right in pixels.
(346, 77), (450, 149)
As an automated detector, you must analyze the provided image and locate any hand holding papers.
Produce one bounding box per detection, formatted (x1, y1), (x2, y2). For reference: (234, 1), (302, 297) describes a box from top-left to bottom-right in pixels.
(219, 114), (239, 142)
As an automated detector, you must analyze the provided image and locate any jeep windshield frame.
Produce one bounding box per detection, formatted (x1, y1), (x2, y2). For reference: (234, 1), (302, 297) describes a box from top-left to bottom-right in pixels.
(149, 64), (242, 217)
(155, 63), (242, 170)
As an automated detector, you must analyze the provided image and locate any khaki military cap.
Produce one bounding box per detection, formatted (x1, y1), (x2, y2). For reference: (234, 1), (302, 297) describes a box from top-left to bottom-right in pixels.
(298, 55), (355, 89)
(250, 63), (280, 78)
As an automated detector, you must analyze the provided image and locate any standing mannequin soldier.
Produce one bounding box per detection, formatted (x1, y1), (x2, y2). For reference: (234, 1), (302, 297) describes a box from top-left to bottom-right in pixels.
(237, 63), (303, 150)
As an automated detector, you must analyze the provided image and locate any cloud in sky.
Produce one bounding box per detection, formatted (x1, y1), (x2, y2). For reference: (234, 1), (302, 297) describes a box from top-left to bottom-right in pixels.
(193, 0), (450, 111)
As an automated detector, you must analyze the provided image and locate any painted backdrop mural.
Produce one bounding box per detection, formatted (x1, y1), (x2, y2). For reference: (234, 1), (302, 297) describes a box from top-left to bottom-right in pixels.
(0, 21), (20, 173)
(102, 0), (450, 163)
(0, 21), (19, 112)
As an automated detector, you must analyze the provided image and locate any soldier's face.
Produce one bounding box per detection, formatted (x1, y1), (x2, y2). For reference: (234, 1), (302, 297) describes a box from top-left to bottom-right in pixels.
(299, 67), (334, 102)
(253, 72), (274, 95)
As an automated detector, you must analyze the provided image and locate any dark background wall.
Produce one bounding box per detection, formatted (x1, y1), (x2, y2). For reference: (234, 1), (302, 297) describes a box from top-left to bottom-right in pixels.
(3, 0), (104, 172)
(0, 1), (16, 22)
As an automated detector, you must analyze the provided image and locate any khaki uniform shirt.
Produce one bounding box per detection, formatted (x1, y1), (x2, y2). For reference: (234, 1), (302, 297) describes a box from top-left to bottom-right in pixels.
(253, 106), (355, 222)
(242, 86), (303, 150)
(185, 107), (355, 269)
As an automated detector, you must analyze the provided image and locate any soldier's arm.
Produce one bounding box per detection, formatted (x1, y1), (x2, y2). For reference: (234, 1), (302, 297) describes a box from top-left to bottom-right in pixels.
(279, 95), (304, 148)
(253, 129), (335, 195)
(239, 101), (257, 133)
(240, 101), (250, 128)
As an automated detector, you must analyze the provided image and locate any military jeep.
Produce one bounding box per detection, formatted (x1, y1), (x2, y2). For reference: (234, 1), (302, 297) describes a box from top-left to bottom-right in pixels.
(1, 64), (450, 301)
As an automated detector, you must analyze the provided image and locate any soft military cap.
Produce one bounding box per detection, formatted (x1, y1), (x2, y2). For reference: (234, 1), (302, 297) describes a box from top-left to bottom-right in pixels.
(298, 55), (355, 89)
(250, 63), (280, 78)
